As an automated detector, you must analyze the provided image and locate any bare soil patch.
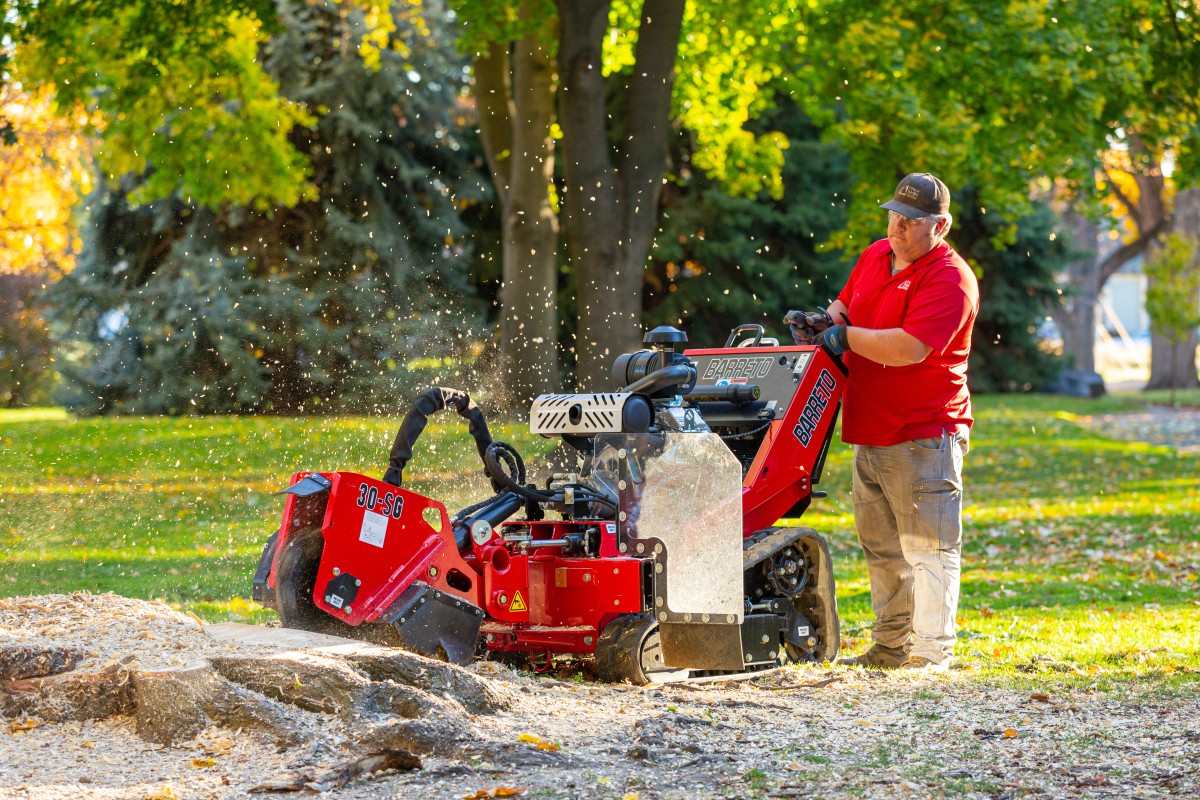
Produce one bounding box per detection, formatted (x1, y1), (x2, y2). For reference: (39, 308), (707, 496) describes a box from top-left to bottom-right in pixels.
(2, 594), (1197, 799)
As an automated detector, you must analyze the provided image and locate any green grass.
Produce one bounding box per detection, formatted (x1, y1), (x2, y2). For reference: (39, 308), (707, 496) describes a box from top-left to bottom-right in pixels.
(2, 393), (1197, 686)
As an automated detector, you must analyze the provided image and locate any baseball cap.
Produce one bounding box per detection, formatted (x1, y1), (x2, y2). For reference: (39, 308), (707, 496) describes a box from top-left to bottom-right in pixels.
(881, 173), (950, 219)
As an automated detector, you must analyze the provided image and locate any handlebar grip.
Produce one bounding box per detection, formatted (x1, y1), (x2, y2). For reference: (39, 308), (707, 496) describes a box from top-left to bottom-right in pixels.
(683, 384), (761, 403)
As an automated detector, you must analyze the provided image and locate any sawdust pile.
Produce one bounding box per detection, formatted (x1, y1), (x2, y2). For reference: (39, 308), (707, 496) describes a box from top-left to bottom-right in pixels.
(0, 593), (231, 671)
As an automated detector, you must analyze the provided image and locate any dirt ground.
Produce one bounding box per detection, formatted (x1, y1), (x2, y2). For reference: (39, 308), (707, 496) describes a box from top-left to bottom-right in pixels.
(2, 595), (1197, 800)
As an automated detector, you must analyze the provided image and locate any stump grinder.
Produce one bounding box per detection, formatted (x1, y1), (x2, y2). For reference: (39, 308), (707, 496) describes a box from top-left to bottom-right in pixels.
(253, 324), (844, 683)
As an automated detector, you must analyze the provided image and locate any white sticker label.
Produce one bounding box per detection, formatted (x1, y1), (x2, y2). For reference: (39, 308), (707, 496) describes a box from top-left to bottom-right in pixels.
(605, 523), (617, 535)
(359, 509), (389, 548)
(326, 593), (344, 609)
(796, 626), (811, 637)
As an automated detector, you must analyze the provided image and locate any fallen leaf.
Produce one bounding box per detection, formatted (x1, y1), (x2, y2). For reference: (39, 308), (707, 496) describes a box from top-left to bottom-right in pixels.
(1029, 693), (1051, 703)
(495, 789), (528, 798)
(516, 733), (541, 744)
(191, 757), (217, 768)
(1004, 728), (1019, 738)
(8, 719), (42, 734)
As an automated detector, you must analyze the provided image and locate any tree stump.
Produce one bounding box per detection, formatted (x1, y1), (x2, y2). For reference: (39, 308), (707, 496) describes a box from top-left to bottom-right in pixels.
(1, 663), (133, 722)
(0, 640), (82, 681)
(133, 662), (308, 746)
(1, 596), (519, 776)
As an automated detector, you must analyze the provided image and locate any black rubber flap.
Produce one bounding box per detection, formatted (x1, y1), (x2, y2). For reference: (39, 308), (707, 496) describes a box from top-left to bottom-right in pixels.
(251, 530), (280, 610)
(382, 581), (485, 666)
(658, 622), (746, 671)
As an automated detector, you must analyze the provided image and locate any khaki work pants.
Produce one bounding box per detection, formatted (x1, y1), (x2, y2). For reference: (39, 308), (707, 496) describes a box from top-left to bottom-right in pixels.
(852, 429), (967, 662)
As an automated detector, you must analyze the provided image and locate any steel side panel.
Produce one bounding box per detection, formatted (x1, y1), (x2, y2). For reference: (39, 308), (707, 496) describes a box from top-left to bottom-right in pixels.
(307, 471), (479, 625)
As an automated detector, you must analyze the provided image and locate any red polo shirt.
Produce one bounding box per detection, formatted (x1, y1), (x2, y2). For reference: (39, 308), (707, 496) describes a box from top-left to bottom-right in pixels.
(837, 238), (979, 446)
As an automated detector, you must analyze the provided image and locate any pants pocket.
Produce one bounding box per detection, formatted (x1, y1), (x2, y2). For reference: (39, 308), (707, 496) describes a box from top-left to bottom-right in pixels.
(909, 480), (962, 553)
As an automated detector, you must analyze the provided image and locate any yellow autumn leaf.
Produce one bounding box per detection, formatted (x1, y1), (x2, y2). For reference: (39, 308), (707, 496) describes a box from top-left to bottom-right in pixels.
(1003, 728), (1019, 738)
(9, 719), (42, 733)
(494, 789), (528, 798)
(191, 757), (217, 768)
(516, 733), (541, 743)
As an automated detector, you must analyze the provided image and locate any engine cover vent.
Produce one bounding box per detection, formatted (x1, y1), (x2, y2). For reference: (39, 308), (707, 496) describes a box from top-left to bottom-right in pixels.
(531, 393), (646, 435)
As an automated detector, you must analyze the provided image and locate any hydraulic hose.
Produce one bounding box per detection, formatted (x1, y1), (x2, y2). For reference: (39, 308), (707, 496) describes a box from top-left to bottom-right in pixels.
(381, 387), (498, 489)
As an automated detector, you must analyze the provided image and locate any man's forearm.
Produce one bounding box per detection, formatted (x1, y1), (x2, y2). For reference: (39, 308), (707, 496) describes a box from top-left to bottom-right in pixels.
(845, 327), (932, 366)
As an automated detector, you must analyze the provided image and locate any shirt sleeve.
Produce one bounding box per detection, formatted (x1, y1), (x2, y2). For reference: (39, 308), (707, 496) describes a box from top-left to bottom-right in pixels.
(902, 268), (976, 354)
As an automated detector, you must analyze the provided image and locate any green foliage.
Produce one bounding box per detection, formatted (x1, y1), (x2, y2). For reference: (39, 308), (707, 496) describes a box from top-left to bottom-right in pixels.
(603, 1), (795, 200)
(786, 0), (1193, 247)
(1144, 233), (1200, 346)
(5, 0), (317, 209)
(450, 0), (556, 57)
(45, 0), (489, 415)
(953, 193), (1068, 392)
(645, 101), (851, 340)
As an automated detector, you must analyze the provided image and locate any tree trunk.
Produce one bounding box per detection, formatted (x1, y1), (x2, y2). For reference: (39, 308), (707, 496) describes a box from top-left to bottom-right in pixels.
(1056, 211), (1102, 372)
(1055, 143), (1169, 377)
(1146, 187), (1200, 392)
(557, 0), (684, 389)
(475, 4), (561, 407)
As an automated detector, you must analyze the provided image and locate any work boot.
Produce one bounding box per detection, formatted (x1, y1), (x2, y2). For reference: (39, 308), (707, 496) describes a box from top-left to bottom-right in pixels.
(838, 643), (908, 669)
(897, 654), (950, 673)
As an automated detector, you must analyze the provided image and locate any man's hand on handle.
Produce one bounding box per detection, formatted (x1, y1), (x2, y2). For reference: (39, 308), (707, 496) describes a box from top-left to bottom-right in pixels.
(783, 307), (836, 345)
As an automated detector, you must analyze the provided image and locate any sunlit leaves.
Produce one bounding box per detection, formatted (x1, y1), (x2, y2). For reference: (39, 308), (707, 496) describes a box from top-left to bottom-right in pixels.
(604, 1), (793, 199)
(10, 1), (318, 209)
(0, 84), (93, 277)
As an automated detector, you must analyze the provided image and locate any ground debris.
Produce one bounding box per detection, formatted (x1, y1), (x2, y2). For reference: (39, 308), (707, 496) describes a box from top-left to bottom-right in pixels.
(247, 749), (421, 793)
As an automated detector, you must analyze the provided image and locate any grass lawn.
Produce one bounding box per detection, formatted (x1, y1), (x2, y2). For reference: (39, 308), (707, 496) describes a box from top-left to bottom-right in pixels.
(2, 392), (1196, 688)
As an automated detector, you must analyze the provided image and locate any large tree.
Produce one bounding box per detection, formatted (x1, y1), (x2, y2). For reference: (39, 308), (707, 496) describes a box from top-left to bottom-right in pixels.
(459, 0), (561, 401)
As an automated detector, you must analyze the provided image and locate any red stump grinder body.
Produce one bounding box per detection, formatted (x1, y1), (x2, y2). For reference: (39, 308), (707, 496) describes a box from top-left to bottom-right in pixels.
(253, 325), (845, 683)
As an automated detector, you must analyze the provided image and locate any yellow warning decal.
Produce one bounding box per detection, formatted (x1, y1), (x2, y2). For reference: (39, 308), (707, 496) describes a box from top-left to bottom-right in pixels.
(509, 590), (528, 612)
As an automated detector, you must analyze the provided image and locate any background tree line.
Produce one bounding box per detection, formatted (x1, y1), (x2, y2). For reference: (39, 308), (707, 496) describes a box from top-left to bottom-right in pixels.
(0, 0), (1196, 413)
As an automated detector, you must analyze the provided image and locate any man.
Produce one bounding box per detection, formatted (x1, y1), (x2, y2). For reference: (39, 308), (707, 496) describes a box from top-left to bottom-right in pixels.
(786, 173), (979, 672)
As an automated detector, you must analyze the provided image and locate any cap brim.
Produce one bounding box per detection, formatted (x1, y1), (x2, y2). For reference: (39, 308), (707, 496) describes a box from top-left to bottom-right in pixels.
(881, 199), (933, 219)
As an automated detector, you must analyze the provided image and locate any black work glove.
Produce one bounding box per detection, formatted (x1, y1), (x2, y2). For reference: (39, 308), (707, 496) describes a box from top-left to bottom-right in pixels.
(814, 324), (851, 356)
(783, 308), (836, 345)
